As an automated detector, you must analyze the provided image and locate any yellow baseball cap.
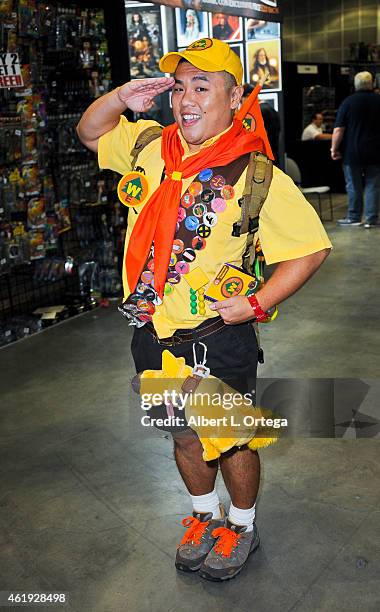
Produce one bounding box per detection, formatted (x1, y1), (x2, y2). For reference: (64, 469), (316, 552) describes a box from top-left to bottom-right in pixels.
(159, 38), (243, 86)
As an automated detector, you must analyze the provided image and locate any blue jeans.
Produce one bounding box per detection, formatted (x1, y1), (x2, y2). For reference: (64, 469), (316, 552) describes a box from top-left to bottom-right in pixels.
(343, 164), (380, 223)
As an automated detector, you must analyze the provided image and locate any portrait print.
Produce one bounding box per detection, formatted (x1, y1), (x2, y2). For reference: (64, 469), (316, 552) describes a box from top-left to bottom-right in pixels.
(210, 13), (242, 42)
(175, 8), (209, 48)
(247, 38), (282, 91)
(126, 5), (164, 78)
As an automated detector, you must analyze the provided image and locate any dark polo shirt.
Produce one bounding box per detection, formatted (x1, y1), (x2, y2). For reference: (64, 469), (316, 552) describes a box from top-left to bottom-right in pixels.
(334, 90), (380, 165)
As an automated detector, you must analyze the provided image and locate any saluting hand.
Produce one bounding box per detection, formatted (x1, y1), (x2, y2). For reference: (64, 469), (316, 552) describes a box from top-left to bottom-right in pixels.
(209, 296), (255, 324)
(117, 77), (175, 112)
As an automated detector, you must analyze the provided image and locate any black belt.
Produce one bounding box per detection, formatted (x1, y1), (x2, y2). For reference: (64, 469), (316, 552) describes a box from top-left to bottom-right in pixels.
(144, 316), (226, 346)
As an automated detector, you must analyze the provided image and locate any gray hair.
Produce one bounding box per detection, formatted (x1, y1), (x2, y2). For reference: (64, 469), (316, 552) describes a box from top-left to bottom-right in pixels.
(354, 71), (373, 91)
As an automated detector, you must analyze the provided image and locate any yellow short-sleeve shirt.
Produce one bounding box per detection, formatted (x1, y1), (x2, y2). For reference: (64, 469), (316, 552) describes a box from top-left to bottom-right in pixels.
(99, 116), (332, 338)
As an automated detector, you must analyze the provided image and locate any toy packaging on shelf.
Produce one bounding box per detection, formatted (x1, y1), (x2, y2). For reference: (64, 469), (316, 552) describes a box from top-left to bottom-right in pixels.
(0, 1), (126, 344)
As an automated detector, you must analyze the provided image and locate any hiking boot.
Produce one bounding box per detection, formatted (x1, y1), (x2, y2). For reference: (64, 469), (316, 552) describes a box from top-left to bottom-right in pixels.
(175, 505), (226, 573)
(199, 519), (260, 581)
(337, 218), (362, 226)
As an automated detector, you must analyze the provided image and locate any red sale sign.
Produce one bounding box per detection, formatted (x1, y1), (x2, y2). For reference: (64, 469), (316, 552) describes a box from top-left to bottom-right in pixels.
(0, 53), (24, 88)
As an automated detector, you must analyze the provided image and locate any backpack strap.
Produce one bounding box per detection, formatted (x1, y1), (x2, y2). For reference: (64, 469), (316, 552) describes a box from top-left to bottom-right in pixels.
(233, 151), (273, 237)
(130, 125), (163, 170)
(231, 151), (273, 274)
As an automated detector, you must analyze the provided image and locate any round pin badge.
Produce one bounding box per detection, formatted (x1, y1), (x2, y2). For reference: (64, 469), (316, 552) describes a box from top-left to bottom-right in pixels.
(129, 293), (141, 304)
(197, 224), (211, 238)
(185, 215), (200, 231)
(169, 253), (177, 267)
(172, 239), (184, 255)
(211, 197), (227, 213)
(138, 313), (152, 322)
(221, 185), (235, 200)
(177, 207), (186, 223)
(137, 299), (155, 314)
(147, 259), (155, 272)
(164, 283), (173, 295)
(182, 248), (196, 263)
(192, 236), (206, 250)
(188, 181), (202, 196)
(143, 287), (157, 302)
(187, 38), (213, 51)
(210, 175), (226, 190)
(117, 171), (149, 208)
(193, 203), (207, 218)
(181, 193), (195, 208)
(167, 271), (181, 284)
(221, 277), (244, 297)
(198, 168), (213, 182)
(200, 188), (215, 203)
(141, 270), (154, 285)
(175, 260), (190, 275)
(203, 211), (218, 228)
(243, 113), (257, 132)
(136, 282), (147, 294)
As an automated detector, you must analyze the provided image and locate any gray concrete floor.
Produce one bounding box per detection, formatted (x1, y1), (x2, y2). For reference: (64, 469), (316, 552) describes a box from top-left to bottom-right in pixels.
(1, 194), (379, 612)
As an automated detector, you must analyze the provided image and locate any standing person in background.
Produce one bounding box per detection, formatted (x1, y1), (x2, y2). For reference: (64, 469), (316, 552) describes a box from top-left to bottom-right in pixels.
(331, 71), (380, 228)
(302, 112), (332, 141)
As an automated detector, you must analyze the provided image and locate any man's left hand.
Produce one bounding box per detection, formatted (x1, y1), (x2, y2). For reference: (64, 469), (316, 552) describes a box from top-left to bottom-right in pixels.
(209, 296), (254, 324)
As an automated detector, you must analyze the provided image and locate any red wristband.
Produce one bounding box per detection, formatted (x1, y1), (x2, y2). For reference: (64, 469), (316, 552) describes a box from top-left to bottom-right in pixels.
(247, 294), (269, 322)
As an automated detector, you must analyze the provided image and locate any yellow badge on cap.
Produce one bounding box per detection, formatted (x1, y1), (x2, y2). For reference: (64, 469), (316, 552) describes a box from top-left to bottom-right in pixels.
(117, 172), (149, 208)
(186, 38), (213, 51)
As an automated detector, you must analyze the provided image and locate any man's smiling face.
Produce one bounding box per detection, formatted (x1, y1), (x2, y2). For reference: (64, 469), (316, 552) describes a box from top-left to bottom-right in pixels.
(172, 61), (242, 151)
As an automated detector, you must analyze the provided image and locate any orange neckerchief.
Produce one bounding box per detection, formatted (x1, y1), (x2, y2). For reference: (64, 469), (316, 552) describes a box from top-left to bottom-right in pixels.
(125, 85), (272, 298)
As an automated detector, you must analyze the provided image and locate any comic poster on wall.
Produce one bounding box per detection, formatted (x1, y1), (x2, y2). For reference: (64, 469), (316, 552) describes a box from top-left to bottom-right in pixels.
(175, 8), (209, 48)
(126, 3), (164, 78)
(246, 38), (281, 91)
(210, 13), (242, 42)
(245, 19), (280, 41)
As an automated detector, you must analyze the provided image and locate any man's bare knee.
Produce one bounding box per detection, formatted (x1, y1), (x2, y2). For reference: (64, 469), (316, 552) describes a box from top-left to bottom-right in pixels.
(173, 429), (200, 451)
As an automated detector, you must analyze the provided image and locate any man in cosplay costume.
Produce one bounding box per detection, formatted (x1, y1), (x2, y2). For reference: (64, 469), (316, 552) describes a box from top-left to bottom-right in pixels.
(77, 38), (332, 581)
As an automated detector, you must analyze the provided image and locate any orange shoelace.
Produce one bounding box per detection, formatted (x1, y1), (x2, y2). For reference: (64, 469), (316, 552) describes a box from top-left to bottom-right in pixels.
(179, 516), (210, 547)
(212, 527), (241, 558)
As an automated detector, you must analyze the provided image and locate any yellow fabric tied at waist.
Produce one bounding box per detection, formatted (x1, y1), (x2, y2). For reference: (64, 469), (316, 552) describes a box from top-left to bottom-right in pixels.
(139, 350), (280, 461)
(170, 171), (183, 181)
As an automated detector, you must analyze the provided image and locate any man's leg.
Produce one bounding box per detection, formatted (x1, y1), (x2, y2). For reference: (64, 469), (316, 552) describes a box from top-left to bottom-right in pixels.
(173, 430), (218, 496)
(219, 447), (260, 509)
(363, 164), (380, 224)
(131, 324), (223, 522)
(343, 164), (364, 222)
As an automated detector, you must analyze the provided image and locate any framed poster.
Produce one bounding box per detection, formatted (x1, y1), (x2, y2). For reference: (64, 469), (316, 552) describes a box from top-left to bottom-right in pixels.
(126, 3), (164, 78)
(175, 8), (208, 47)
(245, 19), (280, 41)
(229, 43), (245, 83)
(210, 12), (243, 42)
(246, 38), (281, 91)
(258, 91), (278, 111)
